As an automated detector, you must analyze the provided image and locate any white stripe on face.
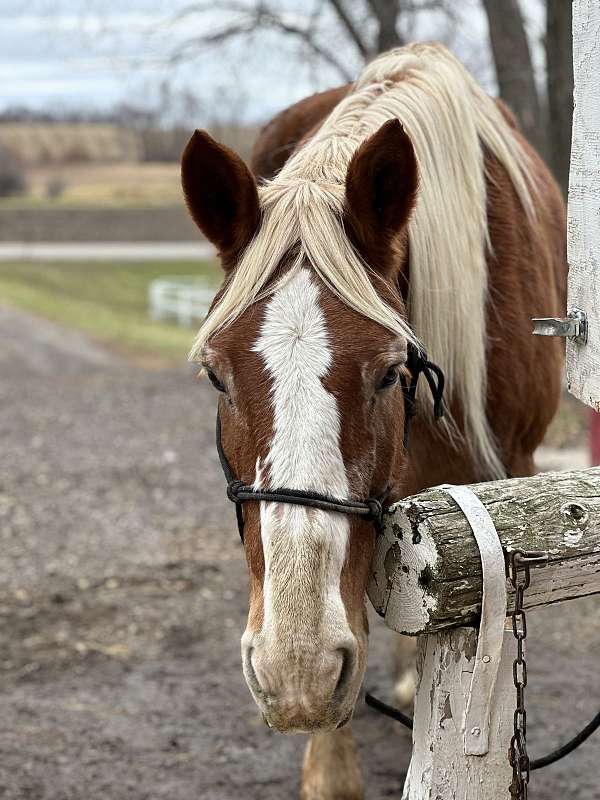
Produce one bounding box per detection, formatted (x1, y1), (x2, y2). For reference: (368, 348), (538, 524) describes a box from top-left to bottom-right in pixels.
(250, 268), (352, 648)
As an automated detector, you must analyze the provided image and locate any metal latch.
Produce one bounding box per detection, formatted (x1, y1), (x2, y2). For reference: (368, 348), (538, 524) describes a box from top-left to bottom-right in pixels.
(532, 308), (587, 345)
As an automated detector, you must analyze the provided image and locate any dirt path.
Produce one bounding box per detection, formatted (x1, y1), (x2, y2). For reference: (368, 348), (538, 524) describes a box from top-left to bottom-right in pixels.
(0, 306), (598, 800)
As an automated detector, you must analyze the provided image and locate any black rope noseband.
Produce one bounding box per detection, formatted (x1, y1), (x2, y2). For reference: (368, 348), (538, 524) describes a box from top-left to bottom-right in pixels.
(216, 413), (390, 542)
(215, 342), (445, 542)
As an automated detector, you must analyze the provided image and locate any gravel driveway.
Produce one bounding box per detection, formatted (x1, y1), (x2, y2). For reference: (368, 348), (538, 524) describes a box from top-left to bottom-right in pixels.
(0, 305), (598, 800)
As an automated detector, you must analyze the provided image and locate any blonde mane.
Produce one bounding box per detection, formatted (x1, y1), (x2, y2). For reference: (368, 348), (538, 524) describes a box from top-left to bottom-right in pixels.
(191, 42), (536, 478)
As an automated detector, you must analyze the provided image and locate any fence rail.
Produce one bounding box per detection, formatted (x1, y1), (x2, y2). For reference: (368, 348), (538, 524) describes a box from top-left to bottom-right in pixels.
(148, 277), (215, 327)
(369, 468), (600, 637)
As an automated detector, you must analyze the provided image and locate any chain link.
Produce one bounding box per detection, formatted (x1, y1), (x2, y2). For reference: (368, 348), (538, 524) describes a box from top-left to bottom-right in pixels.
(507, 549), (548, 800)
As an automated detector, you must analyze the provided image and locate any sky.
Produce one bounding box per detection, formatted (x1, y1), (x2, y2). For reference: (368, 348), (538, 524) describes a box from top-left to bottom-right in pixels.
(0, 0), (545, 125)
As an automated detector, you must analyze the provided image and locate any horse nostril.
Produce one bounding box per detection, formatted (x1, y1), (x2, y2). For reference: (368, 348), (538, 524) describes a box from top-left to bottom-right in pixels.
(333, 647), (354, 701)
(244, 647), (265, 700)
(336, 710), (352, 729)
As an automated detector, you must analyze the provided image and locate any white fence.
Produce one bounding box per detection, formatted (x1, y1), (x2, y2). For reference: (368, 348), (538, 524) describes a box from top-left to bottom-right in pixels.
(148, 277), (215, 327)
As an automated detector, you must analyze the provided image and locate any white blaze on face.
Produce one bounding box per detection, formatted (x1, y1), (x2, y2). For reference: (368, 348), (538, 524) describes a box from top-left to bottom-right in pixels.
(250, 268), (353, 658)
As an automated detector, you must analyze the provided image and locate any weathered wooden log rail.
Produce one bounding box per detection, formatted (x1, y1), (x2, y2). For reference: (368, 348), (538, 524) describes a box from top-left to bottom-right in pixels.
(369, 468), (600, 636)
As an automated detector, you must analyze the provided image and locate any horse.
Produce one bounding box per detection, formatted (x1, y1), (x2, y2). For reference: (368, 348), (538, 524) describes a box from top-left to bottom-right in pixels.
(181, 43), (566, 800)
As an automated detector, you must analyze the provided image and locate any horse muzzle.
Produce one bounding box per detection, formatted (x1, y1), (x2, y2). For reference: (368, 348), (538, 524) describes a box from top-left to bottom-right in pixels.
(241, 633), (362, 733)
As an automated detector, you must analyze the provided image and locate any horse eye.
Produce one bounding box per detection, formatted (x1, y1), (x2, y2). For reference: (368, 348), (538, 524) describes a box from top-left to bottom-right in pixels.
(206, 368), (226, 393)
(378, 365), (400, 390)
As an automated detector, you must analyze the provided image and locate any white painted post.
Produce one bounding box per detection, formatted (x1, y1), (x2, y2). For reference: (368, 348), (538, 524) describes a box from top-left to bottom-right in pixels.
(566, 0), (600, 410)
(402, 628), (514, 800)
(387, 485), (516, 800)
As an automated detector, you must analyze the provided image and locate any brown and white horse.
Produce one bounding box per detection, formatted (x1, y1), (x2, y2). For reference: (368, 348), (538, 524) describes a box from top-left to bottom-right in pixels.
(181, 43), (566, 799)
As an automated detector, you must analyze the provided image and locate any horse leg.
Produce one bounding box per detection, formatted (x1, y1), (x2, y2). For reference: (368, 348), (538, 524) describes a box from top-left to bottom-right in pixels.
(392, 635), (418, 710)
(300, 725), (364, 800)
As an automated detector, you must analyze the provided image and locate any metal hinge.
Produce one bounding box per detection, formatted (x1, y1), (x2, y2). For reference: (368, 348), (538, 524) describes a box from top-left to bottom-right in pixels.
(531, 309), (588, 345)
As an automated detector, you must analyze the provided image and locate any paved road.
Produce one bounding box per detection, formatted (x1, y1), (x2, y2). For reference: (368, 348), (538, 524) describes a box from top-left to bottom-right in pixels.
(0, 241), (215, 261)
(0, 305), (598, 799)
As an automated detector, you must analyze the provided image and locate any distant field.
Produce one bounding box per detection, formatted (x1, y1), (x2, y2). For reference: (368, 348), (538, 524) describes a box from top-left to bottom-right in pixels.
(2, 162), (183, 209)
(1, 120), (259, 209)
(0, 258), (589, 447)
(0, 121), (259, 169)
(0, 122), (141, 164)
(0, 260), (219, 364)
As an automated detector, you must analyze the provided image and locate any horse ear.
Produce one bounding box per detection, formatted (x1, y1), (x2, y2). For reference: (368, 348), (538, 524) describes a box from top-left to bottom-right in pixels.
(181, 130), (260, 266)
(344, 119), (418, 259)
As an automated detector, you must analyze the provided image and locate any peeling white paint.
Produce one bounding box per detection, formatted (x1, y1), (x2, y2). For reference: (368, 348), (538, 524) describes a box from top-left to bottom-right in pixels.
(403, 630), (514, 800)
(564, 528), (584, 547)
(368, 468), (600, 636)
(380, 511), (439, 635)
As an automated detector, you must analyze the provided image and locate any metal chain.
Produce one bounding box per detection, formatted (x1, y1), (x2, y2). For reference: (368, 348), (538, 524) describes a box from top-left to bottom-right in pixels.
(507, 549), (548, 800)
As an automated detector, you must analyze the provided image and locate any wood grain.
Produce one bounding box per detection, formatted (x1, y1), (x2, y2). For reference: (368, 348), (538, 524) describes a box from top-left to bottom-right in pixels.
(368, 468), (600, 635)
(402, 629), (514, 800)
(567, 0), (600, 410)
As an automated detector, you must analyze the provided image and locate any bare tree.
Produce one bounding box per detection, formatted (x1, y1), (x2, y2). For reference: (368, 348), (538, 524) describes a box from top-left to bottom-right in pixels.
(482, 0), (574, 196)
(545, 0), (573, 196)
(335, 0), (403, 53)
(171, 0), (574, 193)
(171, 1), (454, 83)
(0, 145), (27, 198)
(480, 0), (545, 155)
(171, 2), (357, 81)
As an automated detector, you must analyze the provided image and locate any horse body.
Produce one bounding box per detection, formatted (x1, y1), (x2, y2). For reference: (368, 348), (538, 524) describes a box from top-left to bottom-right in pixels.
(181, 42), (566, 798)
(250, 52), (566, 492)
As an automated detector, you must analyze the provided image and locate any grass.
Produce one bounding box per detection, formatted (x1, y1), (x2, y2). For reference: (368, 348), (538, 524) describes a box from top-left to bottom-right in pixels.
(0, 260), (220, 365)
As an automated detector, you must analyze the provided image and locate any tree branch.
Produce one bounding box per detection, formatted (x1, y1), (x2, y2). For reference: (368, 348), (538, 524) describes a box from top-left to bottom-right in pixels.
(261, 9), (355, 80)
(328, 0), (371, 59)
(481, 0), (545, 155)
(170, 2), (354, 81)
(365, 0), (402, 53)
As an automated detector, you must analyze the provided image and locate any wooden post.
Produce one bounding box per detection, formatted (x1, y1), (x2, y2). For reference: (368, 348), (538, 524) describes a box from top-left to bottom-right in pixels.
(402, 628), (514, 800)
(368, 469), (600, 799)
(566, 0), (600, 410)
(368, 468), (600, 636)
(591, 410), (600, 466)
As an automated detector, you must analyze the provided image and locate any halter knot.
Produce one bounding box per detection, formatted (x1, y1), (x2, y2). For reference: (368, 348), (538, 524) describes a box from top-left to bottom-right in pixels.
(227, 480), (246, 503)
(366, 498), (383, 523)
